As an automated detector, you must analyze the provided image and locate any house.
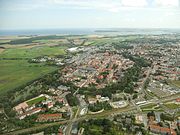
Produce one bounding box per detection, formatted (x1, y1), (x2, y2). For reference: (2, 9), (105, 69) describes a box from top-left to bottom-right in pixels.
(37, 113), (62, 122)
(176, 98), (180, 104)
(47, 102), (54, 109)
(58, 128), (63, 135)
(88, 97), (97, 104)
(98, 96), (110, 102)
(58, 85), (70, 91)
(18, 107), (43, 120)
(13, 102), (29, 114)
(149, 125), (176, 135)
(135, 115), (143, 124)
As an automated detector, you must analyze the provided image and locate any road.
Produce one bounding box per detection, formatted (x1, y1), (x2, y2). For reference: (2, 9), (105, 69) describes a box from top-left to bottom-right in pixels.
(140, 66), (154, 99)
(5, 65), (180, 135)
(65, 106), (80, 135)
(6, 92), (180, 135)
(5, 106), (136, 135)
(6, 92), (179, 135)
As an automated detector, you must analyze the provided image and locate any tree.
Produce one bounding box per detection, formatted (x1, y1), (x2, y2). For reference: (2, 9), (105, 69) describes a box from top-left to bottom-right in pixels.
(132, 94), (138, 99)
(66, 93), (79, 106)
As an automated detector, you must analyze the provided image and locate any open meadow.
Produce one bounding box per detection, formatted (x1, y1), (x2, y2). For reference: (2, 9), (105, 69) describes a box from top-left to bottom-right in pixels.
(0, 36), (67, 94)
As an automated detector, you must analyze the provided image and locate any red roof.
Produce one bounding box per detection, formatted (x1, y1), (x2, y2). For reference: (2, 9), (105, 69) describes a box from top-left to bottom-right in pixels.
(38, 113), (62, 118)
(98, 75), (103, 79)
(48, 102), (53, 106)
(176, 98), (180, 102)
(149, 125), (176, 135)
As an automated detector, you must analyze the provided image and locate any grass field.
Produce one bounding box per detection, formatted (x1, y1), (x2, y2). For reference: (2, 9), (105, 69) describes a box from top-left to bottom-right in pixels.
(140, 103), (163, 112)
(26, 95), (46, 106)
(0, 44), (67, 94)
(0, 46), (66, 58)
(0, 60), (57, 94)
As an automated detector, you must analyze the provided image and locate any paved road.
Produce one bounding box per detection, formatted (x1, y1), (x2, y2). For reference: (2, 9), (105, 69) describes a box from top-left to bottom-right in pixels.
(65, 106), (80, 135)
(5, 106), (136, 135)
(5, 93), (180, 135)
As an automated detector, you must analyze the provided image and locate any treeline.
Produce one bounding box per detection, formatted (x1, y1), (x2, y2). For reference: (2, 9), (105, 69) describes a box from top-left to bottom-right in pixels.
(79, 119), (118, 135)
(4, 35), (84, 45)
(160, 113), (174, 121)
(14, 125), (60, 135)
(124, 37), (180, 45)
(112, 42), (134, 50)
(0, 58), (29, 60)
(89, 101), (112, 112)
(122, 53), (151, 67)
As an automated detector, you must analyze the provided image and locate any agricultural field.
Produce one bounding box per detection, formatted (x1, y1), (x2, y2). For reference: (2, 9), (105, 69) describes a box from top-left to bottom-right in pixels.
(0, 36), (68, 95)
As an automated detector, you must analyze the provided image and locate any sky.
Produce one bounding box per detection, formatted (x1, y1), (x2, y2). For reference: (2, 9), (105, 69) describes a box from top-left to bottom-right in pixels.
(0, 0), (180, 30)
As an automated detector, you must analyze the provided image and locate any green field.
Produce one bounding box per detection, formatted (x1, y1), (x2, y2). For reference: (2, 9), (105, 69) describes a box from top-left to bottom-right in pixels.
(0, 60), (57, 94)
(0, 45), (66, 94)
(140, 103), (163, 112)
(0, 46), (66, 58)
(26, 96), (46, 106)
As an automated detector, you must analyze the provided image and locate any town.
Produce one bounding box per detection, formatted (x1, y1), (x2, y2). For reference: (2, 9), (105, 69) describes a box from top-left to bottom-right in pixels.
(0, 34), (180, 135)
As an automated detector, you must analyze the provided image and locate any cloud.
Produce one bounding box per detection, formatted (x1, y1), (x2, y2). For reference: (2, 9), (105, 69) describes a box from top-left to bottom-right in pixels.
(48, 0), (180, 12)
(121, 0), (147, 7)
(154, 0), (179, 7)
(1, 0), (180, 12)
(0, 0), (47, 11)
(48, 0), (150, 12)
(48, 0), (123, 12)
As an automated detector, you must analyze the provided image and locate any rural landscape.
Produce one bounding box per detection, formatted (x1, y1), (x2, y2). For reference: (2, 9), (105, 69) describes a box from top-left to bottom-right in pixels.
(0, 0), (180, 135)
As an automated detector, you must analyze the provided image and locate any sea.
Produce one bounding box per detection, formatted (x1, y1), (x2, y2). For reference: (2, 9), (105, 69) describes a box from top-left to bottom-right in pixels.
(0, 28), (180, 36)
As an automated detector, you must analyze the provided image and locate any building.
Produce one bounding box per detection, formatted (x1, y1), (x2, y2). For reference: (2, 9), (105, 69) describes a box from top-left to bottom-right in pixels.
(110, 101), (127, 108)
(18, 107), (43, 120)
(98, 96), (110, 102)
(176, 98), (180, 104)
(71, 123), (78, 135)
(88, 97), (97, 104)
(78, 128), (84, 135)
(37, 113), (62, 122)
(135, 114), (144, 124)
(32, 132), (44, 135)
(149, 125), (176, 135)
(13, 102), (29, 114)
